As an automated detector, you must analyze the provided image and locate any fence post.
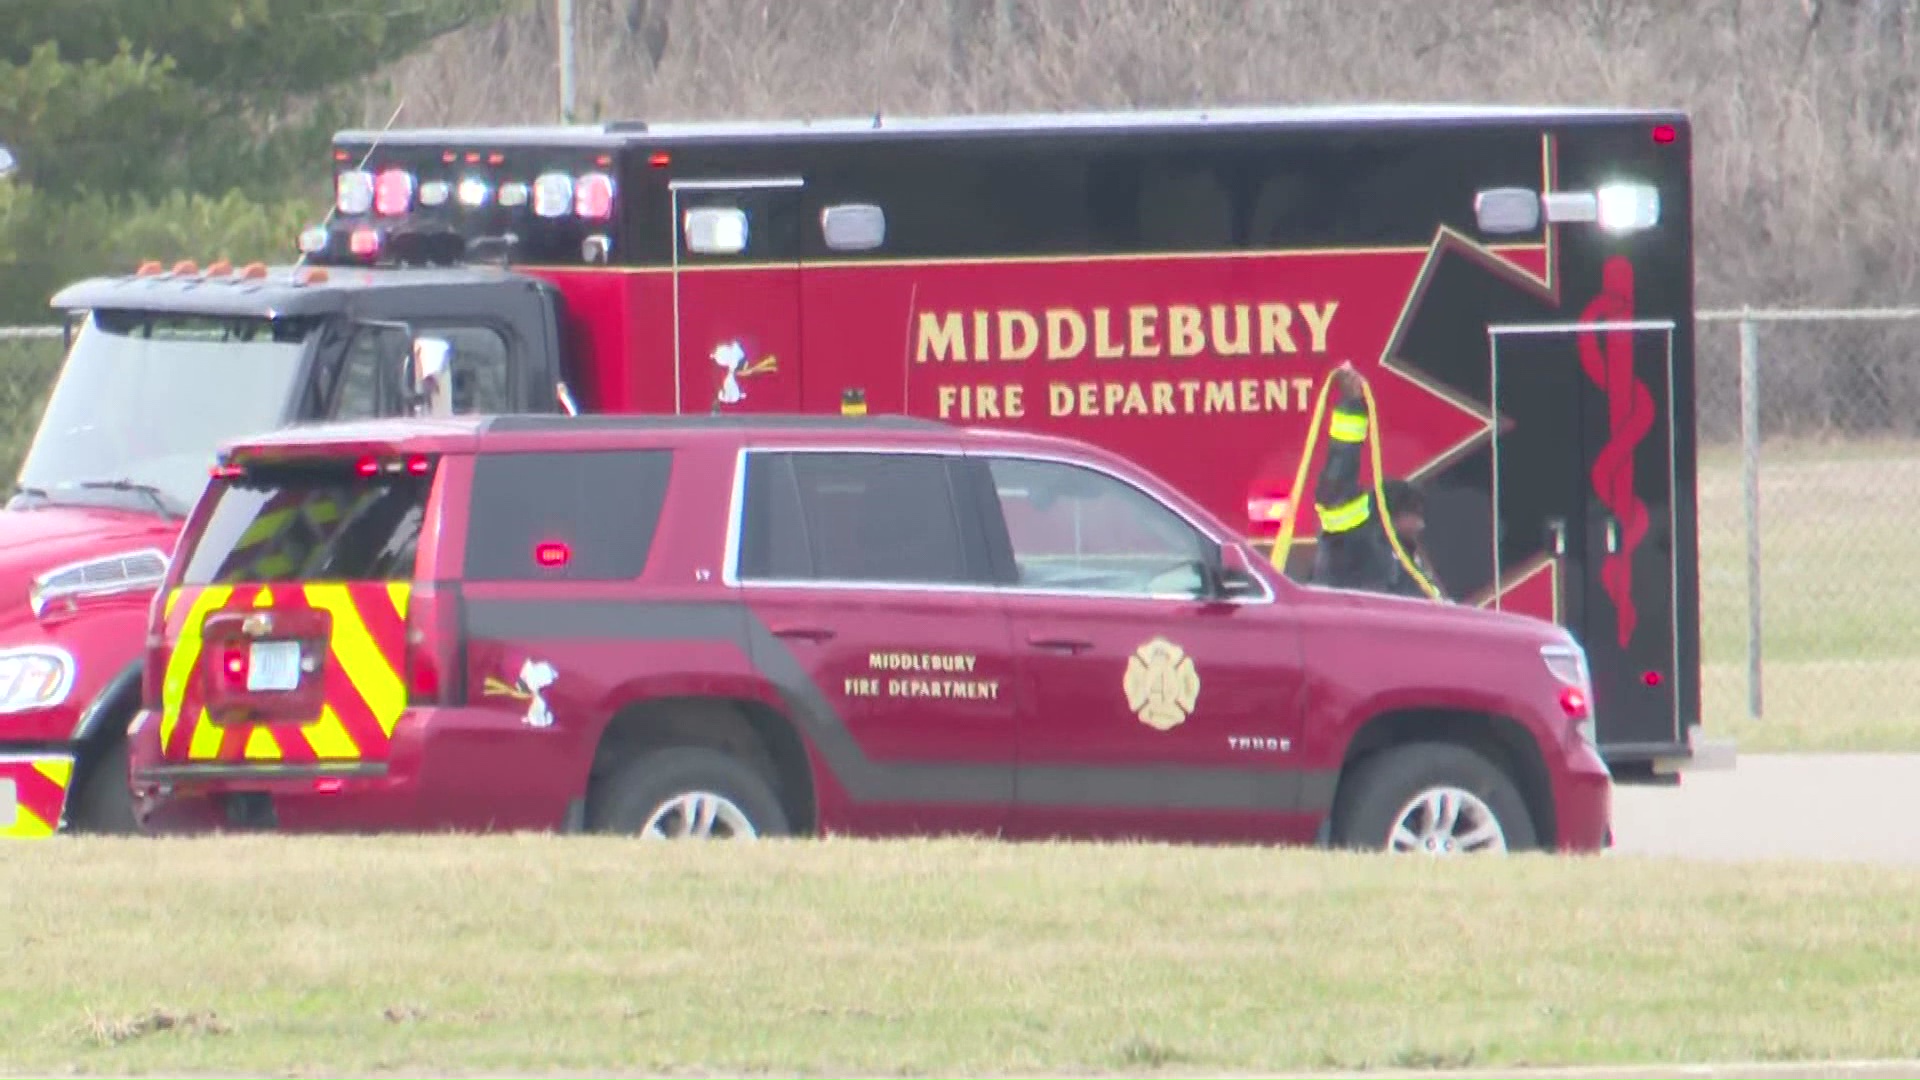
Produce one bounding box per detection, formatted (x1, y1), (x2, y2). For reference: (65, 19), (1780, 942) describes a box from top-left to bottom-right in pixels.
(1738, 314), (1763, 720)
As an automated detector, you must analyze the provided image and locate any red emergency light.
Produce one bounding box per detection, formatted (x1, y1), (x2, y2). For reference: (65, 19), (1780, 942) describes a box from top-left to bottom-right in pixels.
(534, 541), (571, 568)
(1652, 124), (1677, 144)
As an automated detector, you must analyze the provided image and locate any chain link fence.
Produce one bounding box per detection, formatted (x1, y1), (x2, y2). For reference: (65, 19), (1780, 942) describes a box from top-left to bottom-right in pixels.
(0, 327), (63, 480)
(1694, 308), (1920, 751)
(0, 311), (1910, 750)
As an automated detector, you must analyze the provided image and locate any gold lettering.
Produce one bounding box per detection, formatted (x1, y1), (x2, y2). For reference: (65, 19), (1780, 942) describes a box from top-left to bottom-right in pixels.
(1259, 303), (1298, 354)
(937, 385), (959, 418)
(1004, 383), (1025, 418)
(1046, 308), (1087, 361)
(916, 312), (965, 362)
(1093, 308), (1126, 359)
(1167, 305), (1204, 358)
(1043, 378), (1311, 418)
(883, 678), (1003, 700)
(1128, 305), (1161, 358)
(1210, 304), (1251, 356)
(998, 310), (1039, 362)
(970, 310), (990, 361)
(1301, 301), (1339, 353)
(867, 652), (979, 673)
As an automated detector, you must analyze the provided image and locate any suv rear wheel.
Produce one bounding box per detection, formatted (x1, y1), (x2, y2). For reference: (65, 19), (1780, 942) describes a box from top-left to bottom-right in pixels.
(587, 746), (790, 840)
(1330, 741), (1538, 854)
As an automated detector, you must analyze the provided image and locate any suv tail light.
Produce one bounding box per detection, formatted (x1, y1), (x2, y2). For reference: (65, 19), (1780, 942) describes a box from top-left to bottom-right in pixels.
(405, 582), (466, 707)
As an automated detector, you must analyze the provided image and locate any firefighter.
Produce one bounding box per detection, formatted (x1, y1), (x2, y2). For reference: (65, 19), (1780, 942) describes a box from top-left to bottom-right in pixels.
(1309, 362), (1447, 600)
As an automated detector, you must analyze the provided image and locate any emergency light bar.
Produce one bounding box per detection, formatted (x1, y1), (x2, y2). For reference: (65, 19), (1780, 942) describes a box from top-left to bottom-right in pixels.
(1474, 180), (1661, 235)
(334, 166), (616, 221)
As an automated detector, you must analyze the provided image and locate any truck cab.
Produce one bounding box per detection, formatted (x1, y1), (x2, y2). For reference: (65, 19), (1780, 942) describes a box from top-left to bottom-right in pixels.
(0, 261), (571, 834)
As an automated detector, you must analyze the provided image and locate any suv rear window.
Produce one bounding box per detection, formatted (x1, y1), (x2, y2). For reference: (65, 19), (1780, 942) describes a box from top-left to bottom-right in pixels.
(463, 449), (672, 581)
(179, 461), (429, 585)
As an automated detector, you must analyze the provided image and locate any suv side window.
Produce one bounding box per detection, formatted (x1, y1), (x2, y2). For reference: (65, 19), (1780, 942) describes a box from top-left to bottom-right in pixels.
(464, 449), (673, 580)
(437, 325), (512, 413)
(329, 324), (513, 421)
(984, 456), (1210, 596)
(331, 325), (407, 420)
(738, 450), (977, 585)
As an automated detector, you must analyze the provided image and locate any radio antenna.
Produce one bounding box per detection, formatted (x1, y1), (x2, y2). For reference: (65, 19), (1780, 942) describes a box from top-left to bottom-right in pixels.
(294, 98), (407, 271)
(901, 282), (919, 415)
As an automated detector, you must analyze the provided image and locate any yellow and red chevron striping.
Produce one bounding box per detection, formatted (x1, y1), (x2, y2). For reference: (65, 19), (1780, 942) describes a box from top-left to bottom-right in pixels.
(158, 582), (412, 765)
(1, 754), (74, 838)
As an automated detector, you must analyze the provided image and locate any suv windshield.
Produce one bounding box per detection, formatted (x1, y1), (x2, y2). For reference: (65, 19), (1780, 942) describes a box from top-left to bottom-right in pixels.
(10, 311), (316, 517)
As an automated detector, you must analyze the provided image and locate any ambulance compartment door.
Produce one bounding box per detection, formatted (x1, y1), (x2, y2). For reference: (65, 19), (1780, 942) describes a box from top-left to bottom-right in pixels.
(1487, 319), (1682, 754)
(669, 177), (805, 415)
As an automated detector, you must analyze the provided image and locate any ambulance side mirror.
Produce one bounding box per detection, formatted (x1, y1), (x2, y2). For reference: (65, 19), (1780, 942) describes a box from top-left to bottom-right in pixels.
(408, 336), (454, 417)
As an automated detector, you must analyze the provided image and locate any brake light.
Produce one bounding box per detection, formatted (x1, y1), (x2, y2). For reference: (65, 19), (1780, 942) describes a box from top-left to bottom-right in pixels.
(220, 643), (250, 689)
(1652, 124), (1677, 144)
(404, 582), (465, 707)
(534, 541), (571, 568)
(1558, 686), (1589, 719)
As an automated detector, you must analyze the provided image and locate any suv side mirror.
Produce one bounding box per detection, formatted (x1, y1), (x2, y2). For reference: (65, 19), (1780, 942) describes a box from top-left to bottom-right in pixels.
(408, 336), (454, 417)
(1199, 542), (1266, 601)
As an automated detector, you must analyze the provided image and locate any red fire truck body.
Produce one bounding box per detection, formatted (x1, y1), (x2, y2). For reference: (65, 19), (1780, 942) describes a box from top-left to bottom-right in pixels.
(0, 104), (1722, 837)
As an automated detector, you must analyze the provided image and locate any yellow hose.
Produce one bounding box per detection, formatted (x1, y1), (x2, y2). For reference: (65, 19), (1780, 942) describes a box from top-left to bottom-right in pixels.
(1268, 368), (1443, 601)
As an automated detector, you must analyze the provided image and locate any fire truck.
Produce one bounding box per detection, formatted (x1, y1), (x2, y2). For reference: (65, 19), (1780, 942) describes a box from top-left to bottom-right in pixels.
(0, 103), (1725, 837)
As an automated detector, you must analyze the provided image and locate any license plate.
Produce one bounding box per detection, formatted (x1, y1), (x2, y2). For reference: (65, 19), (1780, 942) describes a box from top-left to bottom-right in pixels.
(247, 641), (303, 692)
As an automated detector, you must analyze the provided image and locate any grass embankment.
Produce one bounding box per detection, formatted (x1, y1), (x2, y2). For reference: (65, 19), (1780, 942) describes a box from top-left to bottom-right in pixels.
(1698, 438), (1920, 751)
(10, 836), (1920, 1076)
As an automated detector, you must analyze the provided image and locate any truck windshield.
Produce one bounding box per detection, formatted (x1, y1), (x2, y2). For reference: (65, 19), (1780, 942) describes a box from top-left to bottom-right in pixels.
(10, 312), (316, 518)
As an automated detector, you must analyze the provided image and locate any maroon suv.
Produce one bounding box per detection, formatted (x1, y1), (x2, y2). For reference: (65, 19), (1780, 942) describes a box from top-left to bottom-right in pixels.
(127, 414), (1612, 853)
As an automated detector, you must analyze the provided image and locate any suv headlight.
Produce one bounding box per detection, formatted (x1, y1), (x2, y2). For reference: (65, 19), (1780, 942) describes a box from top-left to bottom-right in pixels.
(0, 646), (76, 713)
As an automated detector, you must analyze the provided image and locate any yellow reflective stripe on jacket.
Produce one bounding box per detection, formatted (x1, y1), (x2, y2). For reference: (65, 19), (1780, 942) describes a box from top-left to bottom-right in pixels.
(1316, 493), (1372, 534)
(1328, 409), (1369, 443)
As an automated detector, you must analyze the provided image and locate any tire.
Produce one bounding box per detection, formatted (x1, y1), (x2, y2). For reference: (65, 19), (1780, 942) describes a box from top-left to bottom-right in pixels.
(66, 738), (139, 835)
(586, 746), (789, 839)
(1329, 741), (1538, 854)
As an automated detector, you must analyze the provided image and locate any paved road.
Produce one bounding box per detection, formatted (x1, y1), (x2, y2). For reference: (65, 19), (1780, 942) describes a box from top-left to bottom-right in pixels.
(1608, 752), (1920, 863)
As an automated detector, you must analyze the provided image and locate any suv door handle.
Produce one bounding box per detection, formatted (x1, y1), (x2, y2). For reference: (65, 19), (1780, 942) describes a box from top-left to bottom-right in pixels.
(1027, 633), (1093, 654)
(771, 624), (836, 643)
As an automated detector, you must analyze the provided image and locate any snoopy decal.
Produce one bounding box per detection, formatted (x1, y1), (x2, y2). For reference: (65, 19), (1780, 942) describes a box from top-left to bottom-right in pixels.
(481, 658), (560, 728)
(710, 339), (778, 409)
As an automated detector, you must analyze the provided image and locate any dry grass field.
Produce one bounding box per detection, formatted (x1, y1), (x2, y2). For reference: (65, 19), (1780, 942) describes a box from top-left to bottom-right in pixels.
(10, 836), (1920, 1077)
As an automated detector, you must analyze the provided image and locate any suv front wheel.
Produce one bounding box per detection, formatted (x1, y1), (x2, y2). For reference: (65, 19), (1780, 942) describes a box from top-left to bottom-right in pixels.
(587, 746), (790, 840)
(1330, 741), (1538, 855)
